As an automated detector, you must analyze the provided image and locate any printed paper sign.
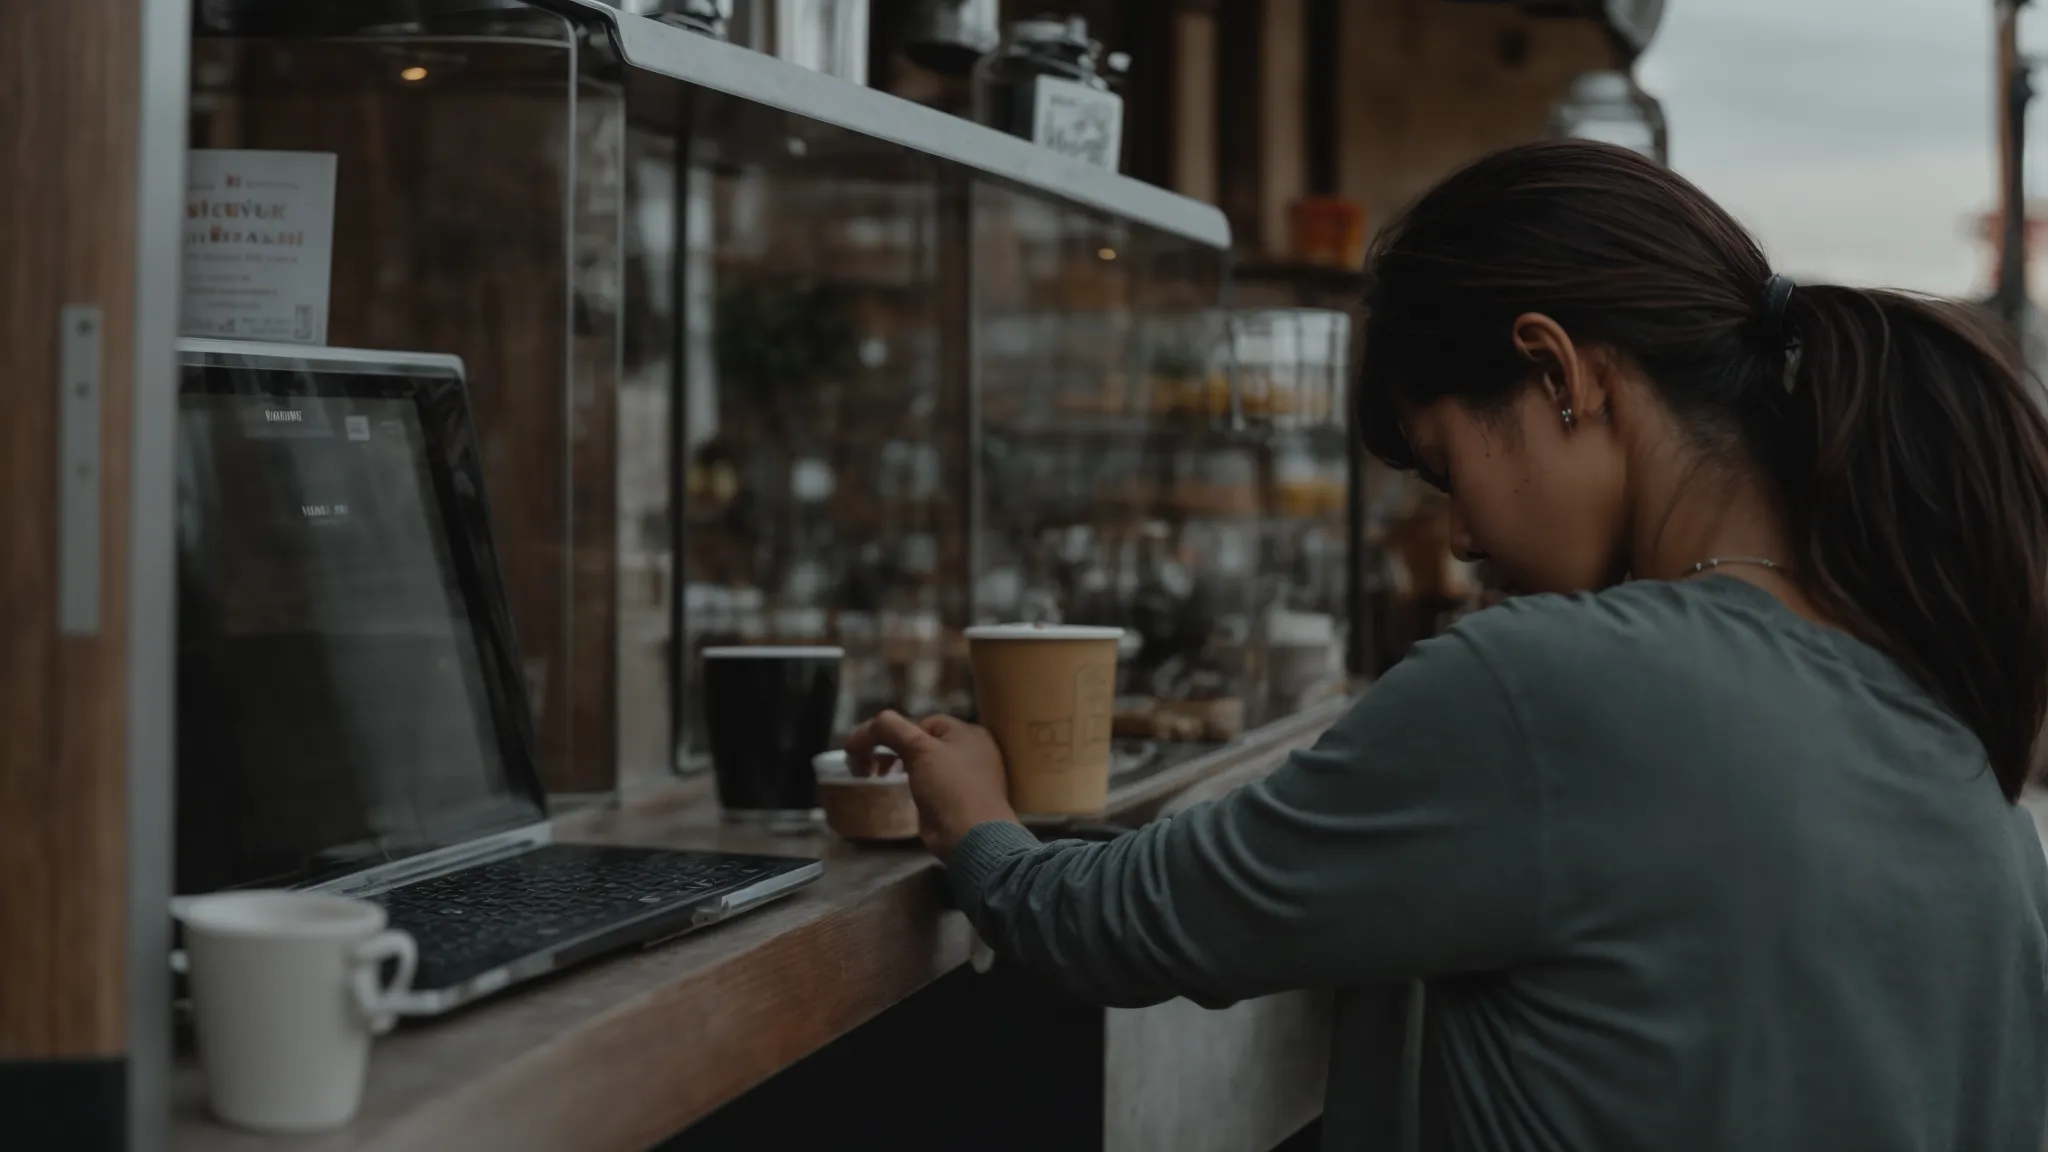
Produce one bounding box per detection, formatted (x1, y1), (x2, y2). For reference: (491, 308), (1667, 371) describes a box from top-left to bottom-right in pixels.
(183, 150), (337, 345)
(1031, 77), (1124, 171)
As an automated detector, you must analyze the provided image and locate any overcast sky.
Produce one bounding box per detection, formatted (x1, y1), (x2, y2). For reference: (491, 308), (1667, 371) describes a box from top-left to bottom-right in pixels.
(1638, 0), (1997, 297)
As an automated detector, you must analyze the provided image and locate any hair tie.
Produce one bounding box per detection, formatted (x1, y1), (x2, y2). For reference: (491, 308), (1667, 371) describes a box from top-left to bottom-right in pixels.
(1760, 274), (1803, 394)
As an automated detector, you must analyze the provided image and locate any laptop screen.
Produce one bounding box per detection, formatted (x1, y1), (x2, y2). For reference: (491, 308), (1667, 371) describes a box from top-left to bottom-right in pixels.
(174, 343), (546, 894)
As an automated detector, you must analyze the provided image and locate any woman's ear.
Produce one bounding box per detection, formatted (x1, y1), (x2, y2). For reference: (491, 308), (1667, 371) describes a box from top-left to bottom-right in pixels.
(1511, 312), (1610, 425)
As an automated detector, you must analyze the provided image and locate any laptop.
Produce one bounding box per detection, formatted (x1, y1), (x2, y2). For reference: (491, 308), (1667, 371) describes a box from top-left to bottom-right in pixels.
(172, 338), (821, 1014)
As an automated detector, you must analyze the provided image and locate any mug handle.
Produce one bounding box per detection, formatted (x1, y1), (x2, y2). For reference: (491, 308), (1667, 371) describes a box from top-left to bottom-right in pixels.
(167, 897), (195, 976)
(349, 929), (418, 1035)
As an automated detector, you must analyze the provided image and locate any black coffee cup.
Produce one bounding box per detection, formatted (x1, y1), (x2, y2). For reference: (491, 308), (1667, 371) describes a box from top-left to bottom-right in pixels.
(701, 646), (844, 827)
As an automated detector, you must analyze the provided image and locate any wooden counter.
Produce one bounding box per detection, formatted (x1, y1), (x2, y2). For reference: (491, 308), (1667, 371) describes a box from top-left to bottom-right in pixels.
(168, 700), (1350, 1152)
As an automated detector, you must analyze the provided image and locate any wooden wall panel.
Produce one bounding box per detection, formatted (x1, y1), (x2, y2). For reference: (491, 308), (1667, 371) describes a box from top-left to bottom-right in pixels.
(0, 0), (140, 1073)
(1337, 0), (1615, 227)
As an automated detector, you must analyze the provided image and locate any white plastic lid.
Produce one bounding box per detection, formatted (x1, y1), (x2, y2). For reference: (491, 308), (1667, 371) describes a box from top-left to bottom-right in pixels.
(702, 645), (846, 659)
(1012, 18), (1075, 43)
(964, 624), (1124, 641)
(813, 748), (902, 783)
(1267, 611), (1336, 647)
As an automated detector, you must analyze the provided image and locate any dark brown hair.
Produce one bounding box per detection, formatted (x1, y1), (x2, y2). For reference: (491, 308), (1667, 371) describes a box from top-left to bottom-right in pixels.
(1358, 139), (2048, 801)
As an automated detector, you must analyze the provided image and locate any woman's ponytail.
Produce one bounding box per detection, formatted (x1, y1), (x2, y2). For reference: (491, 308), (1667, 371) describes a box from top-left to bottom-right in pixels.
(1355, 140), (2048, 799)
(1766, 287), (2048, 799)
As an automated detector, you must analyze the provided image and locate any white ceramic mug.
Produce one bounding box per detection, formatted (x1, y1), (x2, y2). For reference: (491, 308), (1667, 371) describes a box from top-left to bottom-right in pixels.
(173, 890), (417, 1134)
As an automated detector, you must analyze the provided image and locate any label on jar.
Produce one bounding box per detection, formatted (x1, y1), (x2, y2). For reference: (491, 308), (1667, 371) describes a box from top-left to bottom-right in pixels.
(183, 149), (336, 345)
(1030, 76), (1123, 170)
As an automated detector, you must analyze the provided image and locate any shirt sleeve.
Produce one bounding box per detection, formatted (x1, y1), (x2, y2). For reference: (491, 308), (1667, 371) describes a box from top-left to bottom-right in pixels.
(945, 624), (1546, 1009)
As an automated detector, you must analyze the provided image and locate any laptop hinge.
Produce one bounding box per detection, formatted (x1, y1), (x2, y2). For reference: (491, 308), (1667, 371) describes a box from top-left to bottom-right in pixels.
(311, 824), (552, 897)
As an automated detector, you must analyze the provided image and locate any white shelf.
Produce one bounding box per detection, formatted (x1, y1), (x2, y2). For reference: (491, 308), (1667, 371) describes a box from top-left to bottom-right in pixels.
(538, 0), (1232, 250)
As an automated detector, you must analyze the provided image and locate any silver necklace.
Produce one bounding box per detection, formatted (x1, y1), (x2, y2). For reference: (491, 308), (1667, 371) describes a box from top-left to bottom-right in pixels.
(1687, 556), (1783, 576)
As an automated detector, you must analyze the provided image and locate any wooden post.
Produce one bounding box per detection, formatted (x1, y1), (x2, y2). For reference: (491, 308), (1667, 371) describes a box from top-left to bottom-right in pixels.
(1996, 0), (2033, 329)
(1257, 0), (1308, 259)
(1115, 0), (1180, 189)
(0, 1), (186, 1150)
(1171, 9), (1219, 206)
(1214, 0), (1264, 252)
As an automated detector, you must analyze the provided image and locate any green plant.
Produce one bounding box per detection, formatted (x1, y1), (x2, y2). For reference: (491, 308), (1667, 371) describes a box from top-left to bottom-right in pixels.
(1149, 344), (1208, 381)
(714, 277), (861, 392)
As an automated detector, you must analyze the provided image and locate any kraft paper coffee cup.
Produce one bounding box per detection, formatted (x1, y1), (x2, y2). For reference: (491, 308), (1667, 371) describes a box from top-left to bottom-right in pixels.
(965, 624), (1124, 817)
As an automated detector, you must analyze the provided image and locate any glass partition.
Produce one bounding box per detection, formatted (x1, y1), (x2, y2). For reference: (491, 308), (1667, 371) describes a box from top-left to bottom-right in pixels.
(622, 51), (1248, 783)
(627, 88), (959, 775)
(189, 4), (629, 801)
(1230, 308), (1352, 715)
(189, 0), (1349, 806)
(969, 186), (1254, 773)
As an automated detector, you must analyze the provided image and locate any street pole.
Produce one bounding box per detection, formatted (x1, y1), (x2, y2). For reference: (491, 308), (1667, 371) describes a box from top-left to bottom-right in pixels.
(1998, 0), (2033, 331)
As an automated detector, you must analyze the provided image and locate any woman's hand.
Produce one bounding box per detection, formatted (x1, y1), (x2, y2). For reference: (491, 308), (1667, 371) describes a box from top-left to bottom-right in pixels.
(845, 711), (1019, 858)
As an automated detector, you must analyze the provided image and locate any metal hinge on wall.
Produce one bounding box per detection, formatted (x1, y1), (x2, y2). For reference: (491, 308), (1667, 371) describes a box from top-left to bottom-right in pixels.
(58, 304), (103, 637)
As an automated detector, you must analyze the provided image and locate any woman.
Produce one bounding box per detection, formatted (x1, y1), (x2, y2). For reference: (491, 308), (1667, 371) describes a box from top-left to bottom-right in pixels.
(848, 141), (2048, 1150)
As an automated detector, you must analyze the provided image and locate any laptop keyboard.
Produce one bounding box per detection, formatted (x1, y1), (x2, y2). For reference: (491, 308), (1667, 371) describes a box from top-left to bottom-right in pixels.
(371, 844), (787, 991)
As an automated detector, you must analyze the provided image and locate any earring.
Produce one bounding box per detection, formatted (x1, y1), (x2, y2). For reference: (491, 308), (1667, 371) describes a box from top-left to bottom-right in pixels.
(1560, 406), (1576, 430)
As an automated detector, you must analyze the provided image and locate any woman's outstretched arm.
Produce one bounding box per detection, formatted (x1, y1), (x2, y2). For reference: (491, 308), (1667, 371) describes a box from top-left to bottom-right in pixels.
(856, 628), (1546, 1009)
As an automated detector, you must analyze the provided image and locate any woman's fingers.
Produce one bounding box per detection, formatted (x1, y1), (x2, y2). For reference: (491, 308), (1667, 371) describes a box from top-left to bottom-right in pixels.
(842, 716), (890, 776)
(847, 710), (932, 775)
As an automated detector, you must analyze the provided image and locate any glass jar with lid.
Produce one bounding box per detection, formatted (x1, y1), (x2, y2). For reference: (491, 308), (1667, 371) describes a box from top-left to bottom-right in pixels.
(640, 0), (732, 40)
(971, 16), (1126, 153)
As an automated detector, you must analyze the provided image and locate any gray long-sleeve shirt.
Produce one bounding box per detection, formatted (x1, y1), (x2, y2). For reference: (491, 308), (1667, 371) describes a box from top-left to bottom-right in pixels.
(947, 576), (2048, 1151)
